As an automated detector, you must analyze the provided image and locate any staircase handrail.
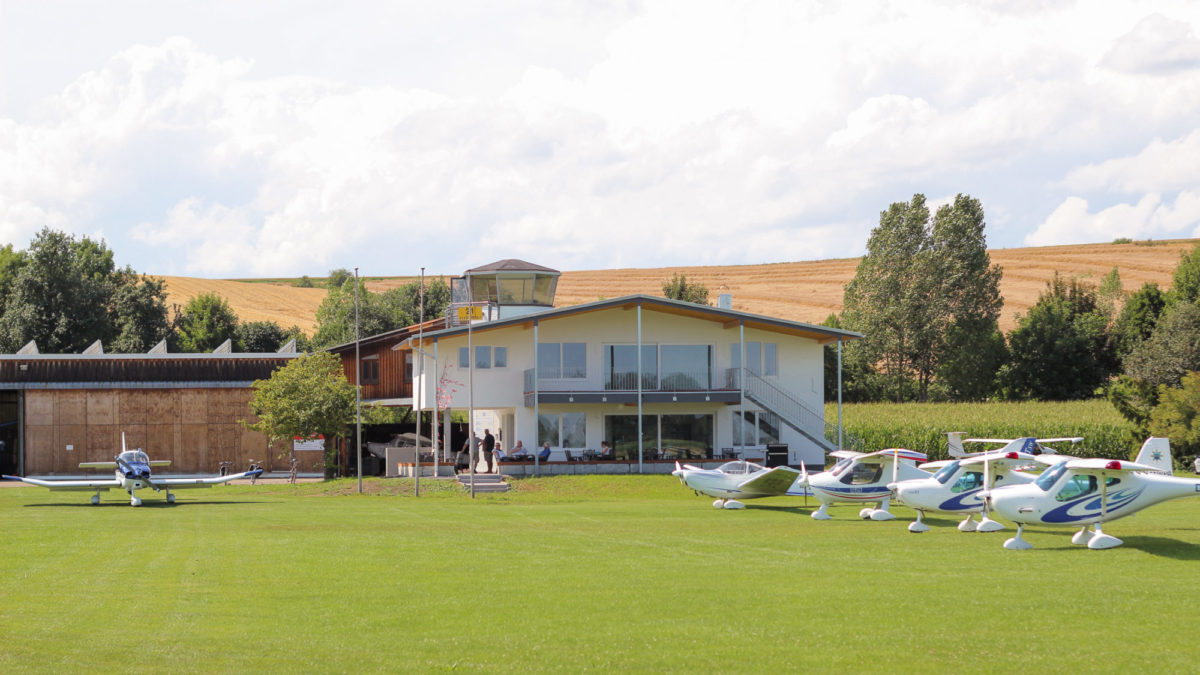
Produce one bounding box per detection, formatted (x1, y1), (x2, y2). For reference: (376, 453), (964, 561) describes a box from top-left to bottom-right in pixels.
(728, 369), (866, 452)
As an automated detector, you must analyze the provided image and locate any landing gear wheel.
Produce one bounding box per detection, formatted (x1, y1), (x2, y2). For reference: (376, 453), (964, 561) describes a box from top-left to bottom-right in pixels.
(957, 515), (978, 532)
(976, 516), (1005, 532)
(90, 494), (100, 506)
(1003, 524), (1033, 550)
(130, 494), (142, 507)
(908, 511), (930, 533)
(712, 499), (726, 509)
(811, 503), (832, 520)
(1071, 526), (1093, 546)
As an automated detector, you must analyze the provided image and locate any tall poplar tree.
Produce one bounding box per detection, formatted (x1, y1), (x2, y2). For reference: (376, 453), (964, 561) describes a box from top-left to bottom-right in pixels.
(842, 194), (1003, 401)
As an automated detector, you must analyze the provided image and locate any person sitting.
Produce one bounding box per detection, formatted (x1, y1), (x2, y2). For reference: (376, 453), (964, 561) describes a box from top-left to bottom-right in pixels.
(596, 441), (612, 459)
(508, 440), (529, 459)
(537, 442), (552, 462)
(492, 446), (506, 466)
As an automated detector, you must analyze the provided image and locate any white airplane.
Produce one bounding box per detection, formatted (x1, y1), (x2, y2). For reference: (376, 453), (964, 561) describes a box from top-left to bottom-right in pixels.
(672, 460), (805, 509)
(890, 448), (1043, 533)
(981, 438), (1196, 550)
(803, 448), (929, 521)
(946, 432), (1083, 458)
(2, 434), (263, 506)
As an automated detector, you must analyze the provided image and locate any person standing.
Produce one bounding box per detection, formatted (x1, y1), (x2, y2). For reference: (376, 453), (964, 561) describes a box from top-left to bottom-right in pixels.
(483, 429), (496, 473)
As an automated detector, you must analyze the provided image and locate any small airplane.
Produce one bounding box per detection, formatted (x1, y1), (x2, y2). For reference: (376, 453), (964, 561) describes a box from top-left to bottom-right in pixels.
(981, 438), (1195, 550)
(890, 447), (1044, 533)
(946, 432), (1083, 458)
(672, 460), (805, 509)
(803, 448), (929, 521)
(2, 434), (263, 506)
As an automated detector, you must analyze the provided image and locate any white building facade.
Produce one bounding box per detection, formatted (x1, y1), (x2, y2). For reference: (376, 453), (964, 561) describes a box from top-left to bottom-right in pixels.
(409, 293), (861, 471)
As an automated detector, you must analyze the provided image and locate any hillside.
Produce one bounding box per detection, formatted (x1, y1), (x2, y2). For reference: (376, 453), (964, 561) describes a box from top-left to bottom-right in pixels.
(158, 239), (1194, 336)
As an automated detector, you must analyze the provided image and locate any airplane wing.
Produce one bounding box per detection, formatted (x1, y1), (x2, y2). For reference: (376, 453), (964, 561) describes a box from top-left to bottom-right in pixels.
(1065, 458), (1164, 474)
(919, 460), (956, 471)
(829, 450), (865, 459)
(2, 475), (119, 491)
(78, 461), (118, 469)
(736, 466), (802, 495)
(148, 468), (263, 489)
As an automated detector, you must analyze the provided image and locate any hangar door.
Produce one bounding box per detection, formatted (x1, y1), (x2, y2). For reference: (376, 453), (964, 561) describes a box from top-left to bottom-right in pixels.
(0, 391), (18, 475)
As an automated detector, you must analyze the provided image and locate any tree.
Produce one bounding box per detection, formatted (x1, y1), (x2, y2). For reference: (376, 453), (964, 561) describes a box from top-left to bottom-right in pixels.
(0, 228), (169, 354)
(235, 320), (289, 353)
(1112, 282), (1166, 360)
(244, 351), (357, 479)
(1170, 244), (1200, 306)
(841, 193), (1003, 401)
(326, 268), (352, 289)
(1096, 267), (1124, 321)
(661, 273), (710, 305)
(1148, 371), (1200, 466)
(0, 243), (26, 317)
(1122, 301), (1200, 389)
(295, 275), (314, 288)
(310, 277), (452, 349)
(1001, 275), (1115, 400)
(174, 292), (239, 352)
(109, 271), (170, 353)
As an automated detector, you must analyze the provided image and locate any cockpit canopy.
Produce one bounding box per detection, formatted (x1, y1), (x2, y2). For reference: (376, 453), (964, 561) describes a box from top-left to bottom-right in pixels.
(717, 461), (764, 475)
(119, 449), (150, 465)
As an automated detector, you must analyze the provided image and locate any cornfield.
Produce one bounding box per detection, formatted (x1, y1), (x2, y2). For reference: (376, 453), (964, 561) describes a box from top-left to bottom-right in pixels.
(824, 399), (1137, 461)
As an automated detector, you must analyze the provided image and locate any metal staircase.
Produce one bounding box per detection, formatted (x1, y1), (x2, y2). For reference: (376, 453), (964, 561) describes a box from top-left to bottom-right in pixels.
(730, 370), (865, 452)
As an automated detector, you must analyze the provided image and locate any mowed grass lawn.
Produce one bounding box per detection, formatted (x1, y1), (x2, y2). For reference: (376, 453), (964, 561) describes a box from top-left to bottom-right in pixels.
(3, 475), (1198, 673)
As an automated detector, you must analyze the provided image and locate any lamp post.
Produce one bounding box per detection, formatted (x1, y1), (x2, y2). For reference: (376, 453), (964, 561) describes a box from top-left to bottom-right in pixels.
(355, 267), (362, 495)
(416, 267), (424, 498)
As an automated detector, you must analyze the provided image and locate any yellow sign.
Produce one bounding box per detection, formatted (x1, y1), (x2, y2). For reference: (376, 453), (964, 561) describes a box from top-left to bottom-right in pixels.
(456, 306), (483, 321)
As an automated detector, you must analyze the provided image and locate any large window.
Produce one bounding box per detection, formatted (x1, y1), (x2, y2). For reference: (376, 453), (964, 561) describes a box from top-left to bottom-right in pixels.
(660, 345), (712, 390)
(603, 344), (712, 390)
(538, 342), (586, 379)
(605, 413), (714, 460)
(460, 346), (506, 369)
(605, 415), (659, 461)
(603, 345), (657, 390)
(731, 342), (778, 377)
(475, 345), (491, 369)
(538, 413), (587, 448)
(661, 414), (713, 459)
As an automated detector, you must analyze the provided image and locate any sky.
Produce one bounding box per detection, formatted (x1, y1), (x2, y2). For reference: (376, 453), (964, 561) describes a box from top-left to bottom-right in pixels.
(1, 0), (1199, 278)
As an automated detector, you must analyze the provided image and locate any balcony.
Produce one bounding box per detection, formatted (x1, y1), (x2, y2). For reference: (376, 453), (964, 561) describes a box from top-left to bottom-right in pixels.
(522, 368), (739, 406)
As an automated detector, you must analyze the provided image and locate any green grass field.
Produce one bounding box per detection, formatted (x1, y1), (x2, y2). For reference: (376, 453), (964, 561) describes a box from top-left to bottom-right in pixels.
(3, 475), (1198, 673)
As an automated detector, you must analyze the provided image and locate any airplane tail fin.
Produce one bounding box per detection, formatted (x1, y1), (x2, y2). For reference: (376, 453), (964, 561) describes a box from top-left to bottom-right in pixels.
(1133, 437), (1172, 474)
(947, 432), (966, 458)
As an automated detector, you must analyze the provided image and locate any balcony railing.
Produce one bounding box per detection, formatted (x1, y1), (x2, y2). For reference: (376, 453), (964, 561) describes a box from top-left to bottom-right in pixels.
(523, 368), (729, 393)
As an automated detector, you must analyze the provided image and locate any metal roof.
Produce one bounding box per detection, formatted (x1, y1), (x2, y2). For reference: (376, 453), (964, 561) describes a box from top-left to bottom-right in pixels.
(463, 259), (560, 274)
(414, 294), (864, 345)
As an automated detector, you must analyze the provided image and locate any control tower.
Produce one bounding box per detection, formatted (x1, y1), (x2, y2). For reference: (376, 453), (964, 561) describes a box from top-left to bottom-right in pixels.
(448, 259), (560, 325)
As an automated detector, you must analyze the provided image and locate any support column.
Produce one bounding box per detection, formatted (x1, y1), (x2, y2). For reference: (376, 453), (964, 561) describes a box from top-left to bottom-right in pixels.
(837, 336), (843, 450)
(533, 319), (540, 477)
(636, 300), (643, 474)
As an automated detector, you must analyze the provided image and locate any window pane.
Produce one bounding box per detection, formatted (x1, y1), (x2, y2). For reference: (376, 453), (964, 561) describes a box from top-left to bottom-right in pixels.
(494, 346), (507, 368)
(562, 342), (586, 378)
(538, 414), (560, 447)
(459, 347), (469, 368)
(537, 343), (560, 378)
(532, 275), (556, 305)
(661, 414), (713, 459)
(734, 410), (757, 446)
(475, 345), (491, 369)
(562, 413), (586, 448)
(660, 345), (711, 390)
(746, 342), (762, 376)
(605, 415), (657, 460)
(470, 276), (497, 303)
(764, 343), (777, 376)
(499, 278), (531, 304)
(730, 343), (741, 370)
(757, 412), (780, 445)
(605, 345), (636, 390)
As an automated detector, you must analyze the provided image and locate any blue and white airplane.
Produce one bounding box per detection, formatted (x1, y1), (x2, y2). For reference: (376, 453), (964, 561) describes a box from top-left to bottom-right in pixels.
(3, 434), (262, 506)
(672, 460), (806, 509)
(981, 438), (1196, 550)
(888, 436), (1080, 533)
(802, 448), (929, 521)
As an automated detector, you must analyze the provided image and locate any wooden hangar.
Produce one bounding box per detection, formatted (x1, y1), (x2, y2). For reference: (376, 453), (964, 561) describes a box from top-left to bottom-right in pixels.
(0, 339), (300, 476)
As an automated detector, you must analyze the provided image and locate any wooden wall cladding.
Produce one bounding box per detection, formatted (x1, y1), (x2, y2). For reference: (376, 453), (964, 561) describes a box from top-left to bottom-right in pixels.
(22, 388), (283, 475)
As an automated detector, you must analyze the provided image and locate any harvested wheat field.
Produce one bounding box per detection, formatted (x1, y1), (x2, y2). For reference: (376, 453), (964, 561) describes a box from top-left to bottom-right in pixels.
(554, 240), (1194, 332)
(163, 240), (1195, 336)
(158, 276), (327, 334)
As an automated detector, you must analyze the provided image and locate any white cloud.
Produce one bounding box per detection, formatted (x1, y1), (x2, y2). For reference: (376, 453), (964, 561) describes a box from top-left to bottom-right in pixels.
(1026, 192), (1200, 245)
(2, 2), (1200, 277)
